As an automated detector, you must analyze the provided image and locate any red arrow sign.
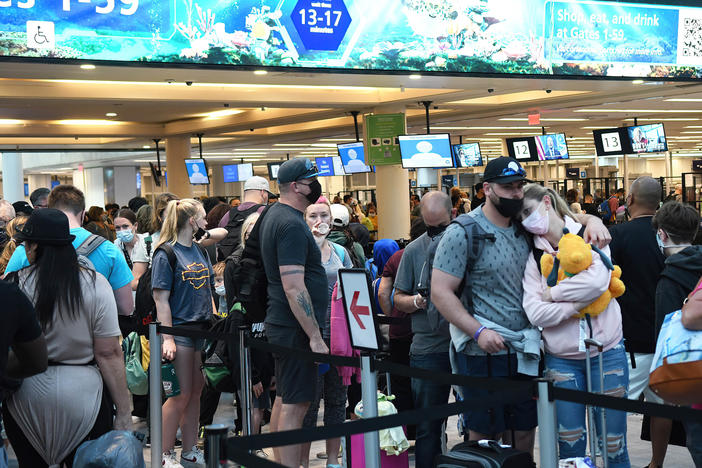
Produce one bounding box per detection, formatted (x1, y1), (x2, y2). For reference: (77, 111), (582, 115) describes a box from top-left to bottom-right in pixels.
(350, 290), (370, 329)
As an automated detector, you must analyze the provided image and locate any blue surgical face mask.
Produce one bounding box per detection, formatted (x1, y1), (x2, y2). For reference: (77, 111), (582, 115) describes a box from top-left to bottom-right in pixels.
(116, 229), (134, 243)
(215, 285), (226, 296)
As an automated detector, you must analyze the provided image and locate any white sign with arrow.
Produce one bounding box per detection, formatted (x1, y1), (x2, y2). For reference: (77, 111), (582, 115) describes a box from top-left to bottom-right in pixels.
(338, 269), (379, 351)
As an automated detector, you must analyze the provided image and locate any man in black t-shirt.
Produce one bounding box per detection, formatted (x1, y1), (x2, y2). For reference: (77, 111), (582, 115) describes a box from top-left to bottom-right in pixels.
(259, 158), (328, 467)
(609, 176), (669, 468)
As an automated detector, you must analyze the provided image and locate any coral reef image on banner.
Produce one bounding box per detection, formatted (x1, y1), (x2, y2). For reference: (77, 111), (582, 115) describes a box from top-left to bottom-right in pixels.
(1, 0), (701, 78)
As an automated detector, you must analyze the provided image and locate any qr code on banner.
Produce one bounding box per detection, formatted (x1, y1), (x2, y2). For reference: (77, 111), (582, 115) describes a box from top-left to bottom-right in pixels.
(682, 17), (702, 58)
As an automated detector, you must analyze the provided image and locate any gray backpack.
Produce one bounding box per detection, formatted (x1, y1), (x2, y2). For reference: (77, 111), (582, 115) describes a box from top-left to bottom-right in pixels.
(418, 214), (496, 337)
(75, 234), (106, 270)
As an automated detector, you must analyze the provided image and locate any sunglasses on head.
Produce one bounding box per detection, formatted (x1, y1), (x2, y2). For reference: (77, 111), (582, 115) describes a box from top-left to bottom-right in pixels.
(499, 166), (527, 177)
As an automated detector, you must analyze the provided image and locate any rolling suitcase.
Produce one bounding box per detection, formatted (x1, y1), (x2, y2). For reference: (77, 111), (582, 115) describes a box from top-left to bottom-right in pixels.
(434, 440), (535, 468)
(584, 336), (609, 468)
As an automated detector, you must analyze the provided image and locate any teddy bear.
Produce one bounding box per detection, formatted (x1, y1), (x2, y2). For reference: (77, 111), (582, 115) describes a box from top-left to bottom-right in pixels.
(540, 229), (625, 319)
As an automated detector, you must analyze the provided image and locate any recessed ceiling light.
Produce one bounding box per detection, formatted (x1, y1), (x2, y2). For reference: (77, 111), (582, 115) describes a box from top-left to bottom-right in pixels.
(142, 145), (151, 149)
(105, 112), (118, 117)
(409, 74), (422, 80)
(0, 119), (23, 125)
(576, 109), (702, 113)
(253, 70), (268, 75)
(632, 79), (644, 84)
(80, 64), (96, 70)
(54, 119), (121, 125)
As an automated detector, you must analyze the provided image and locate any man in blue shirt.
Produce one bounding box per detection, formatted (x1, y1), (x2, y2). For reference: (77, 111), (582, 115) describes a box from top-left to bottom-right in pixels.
(6, 185), (134, 316)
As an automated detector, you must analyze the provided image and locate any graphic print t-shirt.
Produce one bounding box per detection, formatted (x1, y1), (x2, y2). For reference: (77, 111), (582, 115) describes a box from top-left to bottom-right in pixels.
(151, 242), (214, 324)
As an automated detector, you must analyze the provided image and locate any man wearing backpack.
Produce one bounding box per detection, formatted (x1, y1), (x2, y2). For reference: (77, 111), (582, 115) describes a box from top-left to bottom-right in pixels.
(393, 191), (452, 468)
(5, 185), (134, 317)
(431, 158), (611, 457)
(217, 176), (272, 259)
(600, 188), (625, 225)
(258, 158), (329, 467)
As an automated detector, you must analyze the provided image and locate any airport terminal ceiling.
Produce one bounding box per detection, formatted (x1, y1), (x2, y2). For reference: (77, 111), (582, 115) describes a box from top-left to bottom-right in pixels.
(0, 0), (702, 173)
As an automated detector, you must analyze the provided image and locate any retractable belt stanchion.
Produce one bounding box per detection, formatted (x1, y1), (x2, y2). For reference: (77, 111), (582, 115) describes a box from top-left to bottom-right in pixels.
(238, 326), (253, 436)
(148, 322), (162, 468)
(536, 379), (558, 468)
(360, 353), (381, 468)
(204, 424), (228, 468)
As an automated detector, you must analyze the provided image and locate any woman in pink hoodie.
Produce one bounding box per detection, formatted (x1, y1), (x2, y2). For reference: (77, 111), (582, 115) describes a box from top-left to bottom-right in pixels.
(519, 184), (630, 467)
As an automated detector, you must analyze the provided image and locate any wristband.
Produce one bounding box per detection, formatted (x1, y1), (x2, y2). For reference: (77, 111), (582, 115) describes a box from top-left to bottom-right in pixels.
(205, 230), (211, 239)
(473, 326), (486, 341)
(413, 295), (420, 310)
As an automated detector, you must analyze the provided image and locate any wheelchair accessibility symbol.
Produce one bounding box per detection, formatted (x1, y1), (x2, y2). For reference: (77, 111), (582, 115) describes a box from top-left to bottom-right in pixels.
(26, 21), (55, 50)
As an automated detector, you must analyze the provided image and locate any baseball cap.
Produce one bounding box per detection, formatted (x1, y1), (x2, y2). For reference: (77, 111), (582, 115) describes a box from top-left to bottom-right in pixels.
(243, 176), (273, 195)
(330, 204), (350, 227)
(276, 158), (319, 184)
(482, 157), (527, 184)
(15, 208), (75, 246)
(12, 201), (33, 216)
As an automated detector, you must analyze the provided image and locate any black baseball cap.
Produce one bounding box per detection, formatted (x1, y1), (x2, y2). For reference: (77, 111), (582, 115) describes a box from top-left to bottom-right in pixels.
(483, 157), (527, 184)
(15, 208), (75, 245)
(12, 201), (33, 216)
(277, 158), (319, 184)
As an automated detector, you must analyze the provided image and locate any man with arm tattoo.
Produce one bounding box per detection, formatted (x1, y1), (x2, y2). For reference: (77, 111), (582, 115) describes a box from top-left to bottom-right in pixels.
(258, 159), (329, 467)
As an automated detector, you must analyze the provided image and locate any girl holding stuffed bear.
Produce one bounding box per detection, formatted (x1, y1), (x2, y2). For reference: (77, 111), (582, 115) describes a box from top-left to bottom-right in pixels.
(519, 184), (630, 467)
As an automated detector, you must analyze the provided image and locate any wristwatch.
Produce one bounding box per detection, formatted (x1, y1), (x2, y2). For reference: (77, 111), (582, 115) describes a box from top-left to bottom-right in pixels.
(204, 230), (211, 240)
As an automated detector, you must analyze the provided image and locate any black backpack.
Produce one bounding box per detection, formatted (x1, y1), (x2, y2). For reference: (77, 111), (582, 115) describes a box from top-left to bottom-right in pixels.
(226, 205), (271, 325)
(202, 304), (241, 393)
(418, 214), (496, 337)
(134, 244), (176, 335)
(218, 204), (263, 261)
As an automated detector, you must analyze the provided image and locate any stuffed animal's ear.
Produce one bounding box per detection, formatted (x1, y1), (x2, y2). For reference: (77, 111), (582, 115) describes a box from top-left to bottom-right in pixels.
(547, 257), (560, 287)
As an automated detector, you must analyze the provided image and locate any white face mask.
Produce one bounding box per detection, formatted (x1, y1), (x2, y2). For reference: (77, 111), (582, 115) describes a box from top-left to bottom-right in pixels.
(521, 202), (549, 235)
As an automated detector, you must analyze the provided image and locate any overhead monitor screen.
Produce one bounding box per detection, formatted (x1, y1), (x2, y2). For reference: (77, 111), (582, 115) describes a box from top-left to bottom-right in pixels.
(267, 163), (281, 180)
(184, 158), (209, 185)
(452, 143), (482, 167)
(222, 163), (254, 183)
(337, 141), (372, 174)
(398, 134), (453, 169)
(315, 157), (345, 176)
(627, 123), (667, 153)
(536, 133), (569, 160)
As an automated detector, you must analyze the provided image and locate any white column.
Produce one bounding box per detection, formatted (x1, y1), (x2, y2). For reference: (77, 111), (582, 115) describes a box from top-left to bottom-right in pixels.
(27, 174), (51, 196)
(623, 154), (629, 192)
(113, 166), (138, 207)
(83, 167), (105, 209)
(2, 153), (24, 202)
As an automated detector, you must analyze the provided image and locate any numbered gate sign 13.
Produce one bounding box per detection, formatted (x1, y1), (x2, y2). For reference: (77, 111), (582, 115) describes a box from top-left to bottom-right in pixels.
(338, 269), (380, 352)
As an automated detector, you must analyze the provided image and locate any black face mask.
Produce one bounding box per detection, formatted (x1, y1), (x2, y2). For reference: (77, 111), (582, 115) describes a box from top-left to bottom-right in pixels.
(193, 227), (206, 241)
(495, 196), (524, 219)
(303, 179), (323, 204)
(426, 223), (448, 238)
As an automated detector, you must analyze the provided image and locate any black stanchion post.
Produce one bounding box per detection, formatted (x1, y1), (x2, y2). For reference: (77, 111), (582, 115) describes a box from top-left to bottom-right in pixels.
(238, 325), (253, 436)
(360, 352), (381, 468)
(204, 424), (228, 468)
(536, 379), (558, 468)
(148, 322), (162, 468)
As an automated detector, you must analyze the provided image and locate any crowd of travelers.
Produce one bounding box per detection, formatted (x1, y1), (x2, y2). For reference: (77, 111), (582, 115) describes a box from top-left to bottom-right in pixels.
(0, 156), (701, 468)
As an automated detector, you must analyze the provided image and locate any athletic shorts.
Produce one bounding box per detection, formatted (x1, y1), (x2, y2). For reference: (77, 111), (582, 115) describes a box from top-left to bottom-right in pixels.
(627, 352), (663, 404)
(453, 352), (537, 435)
(266, 323), (317, 404)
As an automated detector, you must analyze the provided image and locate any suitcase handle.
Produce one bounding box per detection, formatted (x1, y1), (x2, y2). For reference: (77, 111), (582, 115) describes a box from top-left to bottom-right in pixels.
(467, 440), (505, 454)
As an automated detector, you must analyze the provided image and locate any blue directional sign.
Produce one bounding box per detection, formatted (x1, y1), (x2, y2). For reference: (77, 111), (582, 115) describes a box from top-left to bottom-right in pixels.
(291, 0), (351, 51)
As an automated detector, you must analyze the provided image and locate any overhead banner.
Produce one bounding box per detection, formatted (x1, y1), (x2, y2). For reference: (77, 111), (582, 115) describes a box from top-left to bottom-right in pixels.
(0, 0), (701, 78)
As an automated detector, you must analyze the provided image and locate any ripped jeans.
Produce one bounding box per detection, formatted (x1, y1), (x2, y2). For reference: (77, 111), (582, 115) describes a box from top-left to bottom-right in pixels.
(545, 341), (630, 468)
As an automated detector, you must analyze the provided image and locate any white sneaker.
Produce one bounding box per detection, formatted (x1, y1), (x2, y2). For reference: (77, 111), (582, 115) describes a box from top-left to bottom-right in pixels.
(162, 450), (184, 468)
(180, 445), (206, 467)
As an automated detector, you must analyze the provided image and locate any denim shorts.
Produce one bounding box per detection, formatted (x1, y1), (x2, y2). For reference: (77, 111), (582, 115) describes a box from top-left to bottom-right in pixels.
(453, 352), (537, 435)
(171, 322), (207, 351)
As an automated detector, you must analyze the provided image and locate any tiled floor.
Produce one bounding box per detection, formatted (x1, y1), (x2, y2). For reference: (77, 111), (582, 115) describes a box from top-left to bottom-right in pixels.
(6, 392), (696, 467)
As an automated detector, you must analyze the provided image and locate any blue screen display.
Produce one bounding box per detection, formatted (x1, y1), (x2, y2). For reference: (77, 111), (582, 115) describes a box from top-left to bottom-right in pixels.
(536, 133), (569, 160)
(337, 142), (371, 174)
(315, 157), (344, 176)
(136, 172), (141, 190)
(452, 143), (482, 167)
(398, 134), (453, 168)
(184, 158), (209, 185)
(222, 163), (254, 183)
(23, 183), (28, 197)
(628, 123), (667, 153)
(51, 181), (60, 189)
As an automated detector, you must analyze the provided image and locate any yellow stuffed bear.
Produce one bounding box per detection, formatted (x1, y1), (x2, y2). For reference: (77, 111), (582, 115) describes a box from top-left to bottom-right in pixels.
(540, 230), (625, 319)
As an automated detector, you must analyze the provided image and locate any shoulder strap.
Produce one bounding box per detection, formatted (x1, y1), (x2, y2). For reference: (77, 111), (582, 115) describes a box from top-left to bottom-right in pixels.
(154, 243), (177, 269)
(76, 234), (106, 258)
(451, 214), (497, 312)
(331, 242), (346, 264)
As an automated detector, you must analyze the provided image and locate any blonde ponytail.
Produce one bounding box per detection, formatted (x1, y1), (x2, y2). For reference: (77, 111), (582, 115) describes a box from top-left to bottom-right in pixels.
(523, 183), (574, 221)
(155, 198), (203, 249)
